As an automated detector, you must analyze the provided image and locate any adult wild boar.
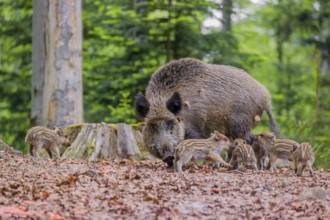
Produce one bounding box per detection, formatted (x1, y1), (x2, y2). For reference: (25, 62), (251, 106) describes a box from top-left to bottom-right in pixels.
(135, 58), (279, 165)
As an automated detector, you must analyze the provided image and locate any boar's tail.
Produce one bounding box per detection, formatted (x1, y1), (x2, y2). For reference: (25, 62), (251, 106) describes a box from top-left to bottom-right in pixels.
(265, 105), (280, 136)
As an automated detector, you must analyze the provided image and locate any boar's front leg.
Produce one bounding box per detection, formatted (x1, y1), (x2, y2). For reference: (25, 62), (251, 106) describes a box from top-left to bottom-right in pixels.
(296, 163), (305, 176)
(50, 145), (61, 159)
(174, 154), (192, 172)
(252, 161), (259, 171)
(269, 155), (278, 172)
(307, 162), (314, 177)
(208, 152), (231, 168)
(29, 144), (34, 156)
(32, 143), (42, 158)
(46, 148), (53, 159)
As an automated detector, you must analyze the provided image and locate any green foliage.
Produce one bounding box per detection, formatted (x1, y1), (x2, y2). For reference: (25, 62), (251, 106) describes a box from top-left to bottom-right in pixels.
(0, 0), (32, 153)
(82, 0), (256, 125)
(0, 0), (329, 168)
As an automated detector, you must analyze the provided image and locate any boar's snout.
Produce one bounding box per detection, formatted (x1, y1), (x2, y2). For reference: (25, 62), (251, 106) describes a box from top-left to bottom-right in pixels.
(162, 143), (175, 167)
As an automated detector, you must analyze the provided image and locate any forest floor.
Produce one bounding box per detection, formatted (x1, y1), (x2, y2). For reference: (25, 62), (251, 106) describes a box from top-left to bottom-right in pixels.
(0, 152), (329, 220)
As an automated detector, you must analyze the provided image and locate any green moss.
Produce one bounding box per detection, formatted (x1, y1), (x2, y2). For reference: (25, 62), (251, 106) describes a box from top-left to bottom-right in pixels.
(131, 122), (145, 131)
(86, 142), (95, 157)
(64, 124), (84, 143)
(108, 124), (118, 130)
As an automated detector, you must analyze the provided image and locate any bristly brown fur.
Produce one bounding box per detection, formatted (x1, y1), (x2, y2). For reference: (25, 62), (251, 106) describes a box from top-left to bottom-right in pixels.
(135, 58), (280, 164)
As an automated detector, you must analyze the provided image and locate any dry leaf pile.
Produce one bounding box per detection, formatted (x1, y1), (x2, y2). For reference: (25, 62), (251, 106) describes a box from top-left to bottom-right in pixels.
(0, 152), (329, 219)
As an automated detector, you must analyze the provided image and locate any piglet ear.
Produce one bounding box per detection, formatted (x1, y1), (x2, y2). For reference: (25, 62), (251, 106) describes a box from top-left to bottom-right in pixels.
(57, 128), (63, 136)
(292, 144), (298, 152)
(214, 131), (221, 140)
(134, 92), (150, 118)
(166, 92), (182, 115)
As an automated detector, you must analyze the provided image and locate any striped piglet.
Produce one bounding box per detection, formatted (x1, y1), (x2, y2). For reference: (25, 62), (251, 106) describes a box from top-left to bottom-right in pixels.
(25, 126), (70, 159)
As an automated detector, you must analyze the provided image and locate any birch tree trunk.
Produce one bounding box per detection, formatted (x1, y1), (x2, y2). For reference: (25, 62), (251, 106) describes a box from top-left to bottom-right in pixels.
(31, 0), (83, 128)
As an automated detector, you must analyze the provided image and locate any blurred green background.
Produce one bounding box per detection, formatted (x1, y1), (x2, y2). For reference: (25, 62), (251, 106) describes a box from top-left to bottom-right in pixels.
(0, 0), (329, 168)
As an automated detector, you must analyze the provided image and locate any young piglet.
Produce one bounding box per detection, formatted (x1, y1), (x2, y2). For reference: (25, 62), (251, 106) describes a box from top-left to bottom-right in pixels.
(291, 142), (315, 177)
(173, 131), (231, 172)
(25, 126), (70, 159)
(268, 139), (299, 172)
(253, 131), (276, 169)
(229, 138), (258, 171)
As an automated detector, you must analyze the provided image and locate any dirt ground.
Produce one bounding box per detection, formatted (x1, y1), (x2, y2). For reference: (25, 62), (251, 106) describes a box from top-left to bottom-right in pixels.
(0, 152), (329, 220)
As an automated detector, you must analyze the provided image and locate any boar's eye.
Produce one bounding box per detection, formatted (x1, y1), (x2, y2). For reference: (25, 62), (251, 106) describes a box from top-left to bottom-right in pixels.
(224, 138), (228, 142)
(148, 123), (158, 132)
(234, 142), (238, 146)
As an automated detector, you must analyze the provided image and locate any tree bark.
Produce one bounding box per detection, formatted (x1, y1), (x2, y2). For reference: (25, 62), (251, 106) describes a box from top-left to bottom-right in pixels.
(315, 35), (330, 130)
(31, 0), (47, 127)
(117, 123), (141, 160)
(32, 0), (84, 128)
(221, 0), (233, 32)
(61, 123), (153, 161)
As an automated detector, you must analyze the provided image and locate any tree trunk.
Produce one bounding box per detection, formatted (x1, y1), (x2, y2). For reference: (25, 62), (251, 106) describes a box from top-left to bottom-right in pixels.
(166, 0), (172, 62)
(31, 0), (47, 127)
(314, 3), (330, 166)
(61, 123), (153, 161)
(221, 0), (233, 32)
(315, 40), (330, 131)
(31, 0), (83, 128)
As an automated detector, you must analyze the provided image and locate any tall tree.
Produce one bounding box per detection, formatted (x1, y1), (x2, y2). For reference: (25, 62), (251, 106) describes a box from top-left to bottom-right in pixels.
(221, 0), (233, 32)
(31, 0), (83, 127)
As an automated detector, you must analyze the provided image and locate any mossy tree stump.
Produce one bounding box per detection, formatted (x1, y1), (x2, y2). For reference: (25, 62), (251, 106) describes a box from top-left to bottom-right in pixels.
(61, 123), (153, 161)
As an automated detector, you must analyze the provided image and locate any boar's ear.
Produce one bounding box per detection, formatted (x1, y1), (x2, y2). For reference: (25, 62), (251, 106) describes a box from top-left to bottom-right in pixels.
(134, 92), (150, 118)
(166, 92), (182, 115)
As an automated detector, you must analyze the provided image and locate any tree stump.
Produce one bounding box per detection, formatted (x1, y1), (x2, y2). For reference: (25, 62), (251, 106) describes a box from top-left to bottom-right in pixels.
(117, 123), (141, 160)
(61, 123), (153, 161)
